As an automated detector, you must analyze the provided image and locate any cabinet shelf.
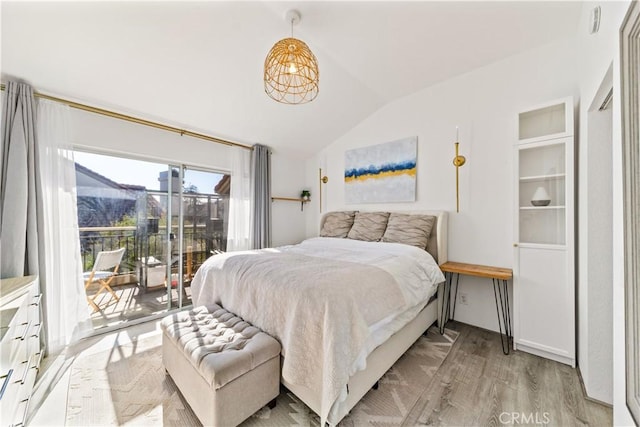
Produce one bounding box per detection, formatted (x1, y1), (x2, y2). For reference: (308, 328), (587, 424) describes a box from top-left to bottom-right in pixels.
(517, 242), (567, 250)
(520, 205), (565, 210)
(519, 173), (565, 182)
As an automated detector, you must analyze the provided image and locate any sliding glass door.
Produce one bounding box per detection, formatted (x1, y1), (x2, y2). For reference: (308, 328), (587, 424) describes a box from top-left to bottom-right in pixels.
(169, 167), (228, 309)
(74, 151), (228, 331)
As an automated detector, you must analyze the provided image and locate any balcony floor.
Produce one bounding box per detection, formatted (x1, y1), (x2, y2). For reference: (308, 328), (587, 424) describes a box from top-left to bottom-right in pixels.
(87, 282), (193, 330)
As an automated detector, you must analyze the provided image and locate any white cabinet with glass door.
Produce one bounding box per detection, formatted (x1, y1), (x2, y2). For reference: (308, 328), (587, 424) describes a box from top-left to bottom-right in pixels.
(514, 97), (575, 367)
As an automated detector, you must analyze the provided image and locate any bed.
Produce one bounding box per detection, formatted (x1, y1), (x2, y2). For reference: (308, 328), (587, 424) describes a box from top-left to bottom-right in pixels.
(190, 210), (448, 426)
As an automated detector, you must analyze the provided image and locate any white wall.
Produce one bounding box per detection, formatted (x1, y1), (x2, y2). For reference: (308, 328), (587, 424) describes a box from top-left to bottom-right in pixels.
(70, 109), (307, 246)
(576, 0), (632, 410)
(71, 109), (233, 171)
(271, 150), (309, 247)
(581, 104), (613, 403)
(306, 37), (579, 333)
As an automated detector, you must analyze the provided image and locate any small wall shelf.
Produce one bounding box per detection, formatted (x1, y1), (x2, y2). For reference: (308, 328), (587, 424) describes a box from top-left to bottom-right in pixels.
(272, 196), (309, 211)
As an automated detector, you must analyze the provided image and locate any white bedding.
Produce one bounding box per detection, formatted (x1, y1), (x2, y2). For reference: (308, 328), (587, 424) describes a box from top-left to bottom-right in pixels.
(190, 237), (444, 424)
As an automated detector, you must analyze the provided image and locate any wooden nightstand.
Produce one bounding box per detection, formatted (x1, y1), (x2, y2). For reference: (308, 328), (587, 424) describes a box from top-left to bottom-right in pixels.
(439, 261), (513, 354)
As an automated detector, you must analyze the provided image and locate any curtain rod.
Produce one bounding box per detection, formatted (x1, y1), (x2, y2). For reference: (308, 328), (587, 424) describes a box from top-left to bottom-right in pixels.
(0, 83), (252, 151)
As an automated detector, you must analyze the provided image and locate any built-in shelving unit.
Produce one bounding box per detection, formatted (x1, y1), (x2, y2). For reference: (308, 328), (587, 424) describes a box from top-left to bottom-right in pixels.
(514, 97), (575, 367)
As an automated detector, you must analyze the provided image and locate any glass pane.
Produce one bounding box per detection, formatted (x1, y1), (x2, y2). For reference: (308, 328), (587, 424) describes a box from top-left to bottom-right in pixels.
(519, 209), (566, 245)
(518, 142), (566, 245)
(75, 152), (172, 330)
(519, 143), (565, 178)
(519, 103), (566, 140)
(171, 168), (229, 308)
(519, 177), (565, 208)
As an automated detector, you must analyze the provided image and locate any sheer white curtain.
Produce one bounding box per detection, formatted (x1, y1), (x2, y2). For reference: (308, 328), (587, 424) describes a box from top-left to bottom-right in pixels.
(36, 100), (91, 353)
(226, 146), (251, 251)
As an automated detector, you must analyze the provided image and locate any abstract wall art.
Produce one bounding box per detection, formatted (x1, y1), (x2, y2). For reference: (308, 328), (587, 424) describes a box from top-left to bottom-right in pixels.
(344, 136), (417, 203)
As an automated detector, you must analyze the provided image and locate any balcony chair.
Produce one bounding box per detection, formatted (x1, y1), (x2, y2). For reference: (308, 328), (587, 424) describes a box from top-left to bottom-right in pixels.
(84, 247), (126, 312)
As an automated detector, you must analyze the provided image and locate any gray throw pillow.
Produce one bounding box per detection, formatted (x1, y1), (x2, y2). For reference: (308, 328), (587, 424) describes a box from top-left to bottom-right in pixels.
(381, 213), (436, 249)
(320, 211), (357, 238)
(347, 212), (390, 242)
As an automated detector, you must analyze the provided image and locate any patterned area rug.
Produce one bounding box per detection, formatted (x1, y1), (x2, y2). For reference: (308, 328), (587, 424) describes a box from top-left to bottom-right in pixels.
(66, 327), (458, 426)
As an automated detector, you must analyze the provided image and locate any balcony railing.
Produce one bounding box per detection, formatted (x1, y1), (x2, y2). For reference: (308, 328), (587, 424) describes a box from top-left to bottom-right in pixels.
(79, 223), (225, 283)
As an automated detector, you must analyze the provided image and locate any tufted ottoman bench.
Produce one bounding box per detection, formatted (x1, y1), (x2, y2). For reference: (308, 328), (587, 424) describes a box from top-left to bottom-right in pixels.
(161, 304), (281, 427)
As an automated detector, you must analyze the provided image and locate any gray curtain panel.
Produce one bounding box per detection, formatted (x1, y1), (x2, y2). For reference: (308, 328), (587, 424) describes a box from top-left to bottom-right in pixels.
(251, 144), (271, 249)
(0, 81), (39, 278)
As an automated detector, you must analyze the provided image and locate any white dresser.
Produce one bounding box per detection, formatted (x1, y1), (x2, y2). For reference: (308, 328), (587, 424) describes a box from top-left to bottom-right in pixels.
(0, 276), (43, 426)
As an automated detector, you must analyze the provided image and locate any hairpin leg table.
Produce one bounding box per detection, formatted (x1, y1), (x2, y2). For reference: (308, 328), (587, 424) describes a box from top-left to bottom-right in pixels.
(438, 261), (513, 355)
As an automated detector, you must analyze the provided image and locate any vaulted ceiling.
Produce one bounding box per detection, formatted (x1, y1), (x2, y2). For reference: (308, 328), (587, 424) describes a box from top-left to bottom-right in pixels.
(1, 1), (582, 157)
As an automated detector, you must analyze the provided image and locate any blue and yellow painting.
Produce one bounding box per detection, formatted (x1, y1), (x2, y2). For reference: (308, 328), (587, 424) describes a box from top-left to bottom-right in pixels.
(344, 137), (417, 203)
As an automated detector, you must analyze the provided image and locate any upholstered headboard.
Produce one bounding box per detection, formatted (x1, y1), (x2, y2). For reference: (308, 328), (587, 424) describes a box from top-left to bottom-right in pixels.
(319, 210), (448, 265)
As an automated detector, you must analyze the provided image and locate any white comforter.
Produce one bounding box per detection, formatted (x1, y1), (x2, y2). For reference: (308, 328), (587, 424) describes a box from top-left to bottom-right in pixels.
(190, 237), (444, 423)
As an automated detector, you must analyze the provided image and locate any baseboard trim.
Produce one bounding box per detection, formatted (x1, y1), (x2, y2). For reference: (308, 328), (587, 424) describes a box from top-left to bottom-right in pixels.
(575, 365), (613, 408)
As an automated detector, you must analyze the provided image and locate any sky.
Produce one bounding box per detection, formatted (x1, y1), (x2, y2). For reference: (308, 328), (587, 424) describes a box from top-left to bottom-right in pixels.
(74, 151), (224, 194)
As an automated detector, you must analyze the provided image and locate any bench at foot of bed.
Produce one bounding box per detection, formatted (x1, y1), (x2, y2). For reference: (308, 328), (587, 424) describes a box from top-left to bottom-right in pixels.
(161, 305), (281, 427)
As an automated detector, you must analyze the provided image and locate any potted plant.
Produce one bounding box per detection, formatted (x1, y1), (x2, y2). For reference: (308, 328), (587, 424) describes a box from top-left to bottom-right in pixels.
(300, 190), (311, 202)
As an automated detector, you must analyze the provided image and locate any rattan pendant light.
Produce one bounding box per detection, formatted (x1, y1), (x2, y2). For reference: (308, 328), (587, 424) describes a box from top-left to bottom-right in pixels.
(264, 10), (319, 104)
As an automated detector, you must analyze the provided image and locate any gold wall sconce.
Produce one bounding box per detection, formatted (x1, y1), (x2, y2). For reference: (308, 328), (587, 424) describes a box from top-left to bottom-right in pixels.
(319, 168), (328, 212)
(453, 127), (466, 213)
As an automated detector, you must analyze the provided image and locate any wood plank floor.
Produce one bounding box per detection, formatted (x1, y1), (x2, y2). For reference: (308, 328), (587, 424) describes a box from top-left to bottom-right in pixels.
(30, 318), (612, 426)
(402, 322), (612, 426)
